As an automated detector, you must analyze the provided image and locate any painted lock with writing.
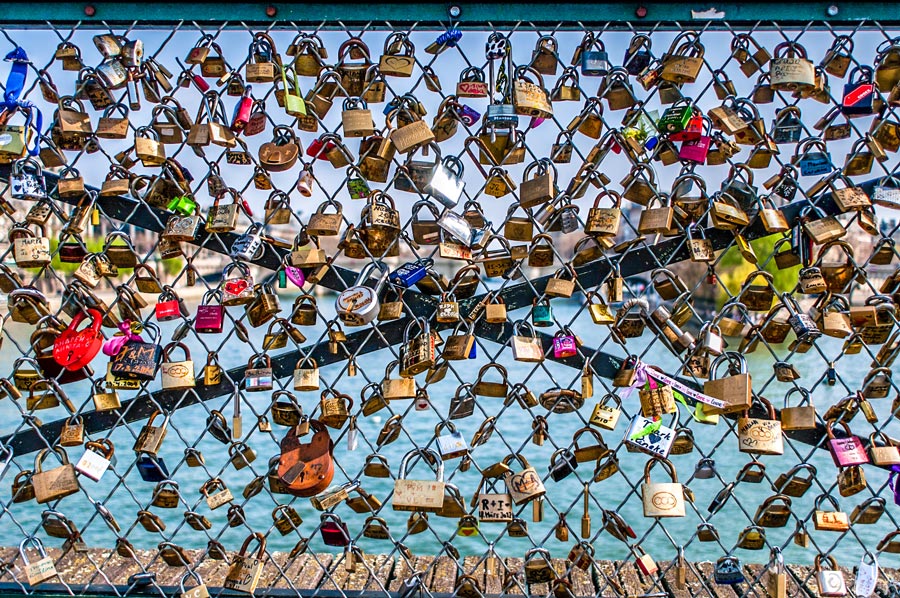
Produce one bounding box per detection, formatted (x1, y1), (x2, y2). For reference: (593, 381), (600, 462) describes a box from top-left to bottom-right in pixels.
(737, 397), (783, 455)
(336, 261), (390, 326)
(502, 453), (546, 505)
(160, 342), (195, 390)
(641, 457), (685, 517)
(392, 448), (445, 513)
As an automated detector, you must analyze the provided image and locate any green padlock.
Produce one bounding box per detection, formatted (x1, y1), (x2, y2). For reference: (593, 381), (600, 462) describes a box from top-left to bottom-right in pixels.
(657, 99), (693, 134)
(167, 195), (198, 216)
(532, 298), (554, 327)
(347, 175), (371, 200)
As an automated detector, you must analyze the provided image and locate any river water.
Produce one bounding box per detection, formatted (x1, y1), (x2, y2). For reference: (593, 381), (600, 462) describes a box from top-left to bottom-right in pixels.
(0, 296), (895, 566)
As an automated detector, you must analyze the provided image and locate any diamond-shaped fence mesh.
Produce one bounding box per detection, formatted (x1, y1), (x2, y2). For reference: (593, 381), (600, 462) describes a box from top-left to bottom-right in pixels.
(0, 8), (897, 598)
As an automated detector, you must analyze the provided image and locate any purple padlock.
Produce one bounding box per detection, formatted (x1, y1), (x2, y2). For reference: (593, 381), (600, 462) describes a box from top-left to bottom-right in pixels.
(458, 104), (481, 126)
(284, 264), (306, 288)
(827, 420), (869, 467)
(195, 290), (224, 334)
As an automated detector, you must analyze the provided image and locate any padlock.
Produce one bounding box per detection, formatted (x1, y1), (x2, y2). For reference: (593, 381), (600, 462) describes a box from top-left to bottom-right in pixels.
(75, 438), (115, 482)
(827, 420), (870, 467)
(200, 477), (233, 510)
(224, 533), (266, 595)
(704, 352), (752, 414)
(21, 537), (57, 586)
(625, 410), (677, 458)
(815, 555), (847, 597)
(641, 457), (685, 518)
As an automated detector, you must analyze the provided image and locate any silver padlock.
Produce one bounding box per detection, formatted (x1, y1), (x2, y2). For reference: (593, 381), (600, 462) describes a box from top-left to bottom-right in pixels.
(96, 59), (129, 89)
(428, 155), (466, 209)
(335, 261), (390, 326)
(485, 103), (519, 128)
(121, 39), (144, 68)
(699, 322), (725, 356)
(556, 204), (580, 234)
(437, 210), (474, 246)
(10, 158), (47, 201)
(783, 293), (822, 343)
(230, 222), (265, 261)
(435, 422), (468, 460)
(75, 439), (116, 482)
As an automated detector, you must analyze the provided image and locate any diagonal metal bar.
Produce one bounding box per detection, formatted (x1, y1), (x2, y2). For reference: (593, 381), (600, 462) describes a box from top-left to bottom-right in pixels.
(1, 316), (414, 455)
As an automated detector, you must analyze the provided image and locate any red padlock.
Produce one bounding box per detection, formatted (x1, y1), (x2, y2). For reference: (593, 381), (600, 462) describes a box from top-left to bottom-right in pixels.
(679, 116), (712, 163)
(552, 329), (578, 359)
(670, 110), (704, 142)
(195, 290), (225, 334)
(305, 135), (337, 161)
(155, 286), (190, 322)
(190, 73), (210, 92)
(231, 86), (254, 133)
(827, 420), (869, 467)
(319, 513), (350, 546)
(53, 308), (104, 371)
(634, 547), (658, 576)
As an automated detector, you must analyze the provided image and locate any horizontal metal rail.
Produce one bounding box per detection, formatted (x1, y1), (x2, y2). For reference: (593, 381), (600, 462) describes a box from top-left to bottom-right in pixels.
(0, 2), (896, 28)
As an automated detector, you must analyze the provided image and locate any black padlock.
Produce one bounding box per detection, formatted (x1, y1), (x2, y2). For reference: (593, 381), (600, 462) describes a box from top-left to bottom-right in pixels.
(548, 448), (578, 482)
(783, 294), (822, 343)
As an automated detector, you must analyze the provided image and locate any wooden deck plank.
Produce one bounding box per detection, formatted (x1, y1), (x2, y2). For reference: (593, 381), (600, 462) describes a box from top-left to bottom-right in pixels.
(482, 553), (503, 596)
(386, 553), (415, 592)
(317, 550), (352, 591)
(363, 553), (394, 592)
(560, 557), (594, 597)
(343, 553), (390, 591)
(504, 557), (526, 595)
(462, 554), (483, 594)
(0, 546), (883, 598)
(595, 558), (625, 597)
(694, 561), (723, 598)
(658, 560), (690, 598)
(743, 563), (770, 597)
(427, 555), (456, 594)
(295, 553), (331, 590)
(618, 555), (657, 597)
(787, 564), (816, 597)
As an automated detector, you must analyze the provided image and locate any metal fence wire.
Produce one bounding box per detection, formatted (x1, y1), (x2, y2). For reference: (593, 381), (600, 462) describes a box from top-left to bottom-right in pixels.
(0, 7), (899, 598)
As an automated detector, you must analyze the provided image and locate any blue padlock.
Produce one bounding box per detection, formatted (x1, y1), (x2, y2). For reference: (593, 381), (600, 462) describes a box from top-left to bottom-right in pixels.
(485, 103), (519, 128)
(714, 556), (745, 585)
(390, 259), (434, 287)
(580, 38), (610, 76)
(532, 298), (554, 327)
(794, 139), (832, 176)
(136, 455), (169, 482)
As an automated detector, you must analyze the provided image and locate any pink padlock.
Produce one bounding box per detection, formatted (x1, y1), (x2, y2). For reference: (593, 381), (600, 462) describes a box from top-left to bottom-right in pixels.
(552, 330), (578, 359)
(195, 290), (224, 333)
(678, 116), (712, 164)
(283, 256), (306, 288)
(827, 420), (869, 467)
(231, 86), (254, 133)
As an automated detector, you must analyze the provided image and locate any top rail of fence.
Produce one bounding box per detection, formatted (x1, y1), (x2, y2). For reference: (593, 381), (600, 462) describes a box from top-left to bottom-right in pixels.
(2, 1), (900, 29)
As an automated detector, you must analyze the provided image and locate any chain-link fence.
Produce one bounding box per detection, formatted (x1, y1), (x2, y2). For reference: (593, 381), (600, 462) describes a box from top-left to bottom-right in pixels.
(0, 5), (897, 598)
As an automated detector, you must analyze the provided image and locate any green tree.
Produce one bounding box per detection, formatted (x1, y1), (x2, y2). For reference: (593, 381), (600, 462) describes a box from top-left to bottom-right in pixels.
(717, 234), (798, 306)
